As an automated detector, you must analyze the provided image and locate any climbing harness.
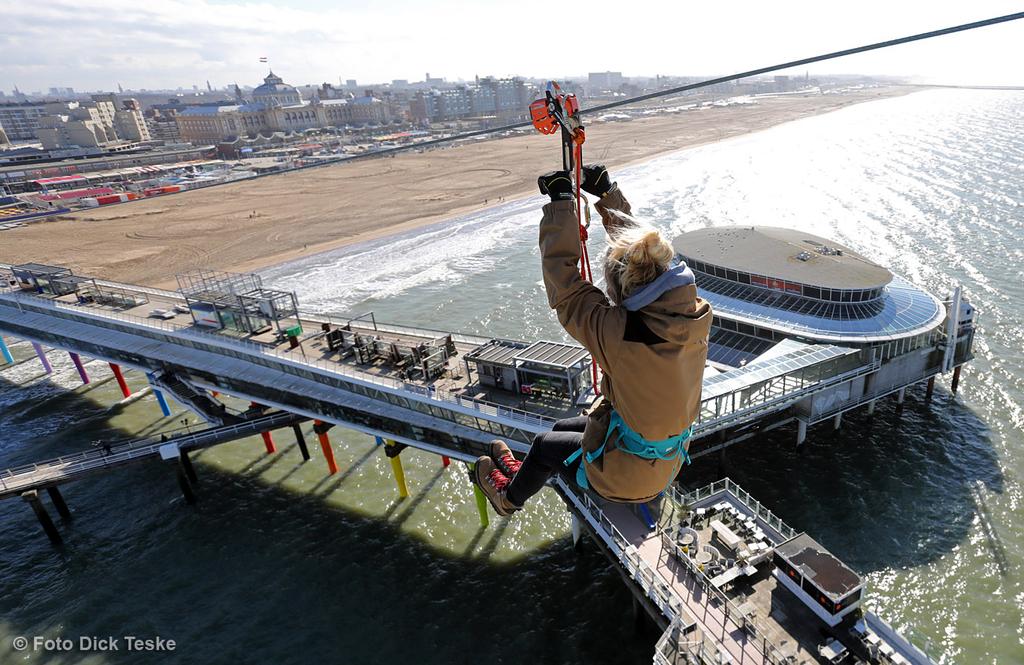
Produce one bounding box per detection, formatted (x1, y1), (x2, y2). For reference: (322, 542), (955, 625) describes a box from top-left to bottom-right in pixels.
(530, 81), (599, 392)
(563, 411), (691, 491)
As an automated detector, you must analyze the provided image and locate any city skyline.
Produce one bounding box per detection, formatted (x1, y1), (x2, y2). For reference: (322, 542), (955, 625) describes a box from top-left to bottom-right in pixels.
(3, 0), (1023, 93)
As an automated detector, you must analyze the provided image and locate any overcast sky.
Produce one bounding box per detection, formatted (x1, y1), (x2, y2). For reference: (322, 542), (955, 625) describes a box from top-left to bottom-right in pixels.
(3, 0), (1022, 93)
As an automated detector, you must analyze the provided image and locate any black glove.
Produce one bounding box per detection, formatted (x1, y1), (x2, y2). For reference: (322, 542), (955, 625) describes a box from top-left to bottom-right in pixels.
(581, 163), (613, 197)
(538, 171), (574, 202)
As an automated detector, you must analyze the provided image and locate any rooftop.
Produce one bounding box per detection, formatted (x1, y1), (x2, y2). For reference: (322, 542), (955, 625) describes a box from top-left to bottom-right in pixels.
(464, 339), (528, 367)
(775, 533), (863, 600)
(516, 340), (591, 370)
(675, 226), (892, 291)
(13, 263), (71, 276)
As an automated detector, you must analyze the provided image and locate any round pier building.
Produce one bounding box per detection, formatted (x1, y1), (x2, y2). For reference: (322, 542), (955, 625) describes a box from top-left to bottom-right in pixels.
(673, 226), (949, 367)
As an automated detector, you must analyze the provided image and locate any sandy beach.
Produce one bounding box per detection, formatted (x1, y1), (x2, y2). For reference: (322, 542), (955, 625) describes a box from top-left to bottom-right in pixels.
(2, 87), (915, 287)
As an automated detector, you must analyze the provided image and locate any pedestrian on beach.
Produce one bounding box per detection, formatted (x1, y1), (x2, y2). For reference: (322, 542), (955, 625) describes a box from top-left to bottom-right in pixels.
(475, 165), (711, 515)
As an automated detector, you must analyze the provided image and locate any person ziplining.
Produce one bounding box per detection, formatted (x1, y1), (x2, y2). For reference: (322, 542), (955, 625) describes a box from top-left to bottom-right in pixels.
(474, 84), (711, 513)
(470, 11), (1024, 513)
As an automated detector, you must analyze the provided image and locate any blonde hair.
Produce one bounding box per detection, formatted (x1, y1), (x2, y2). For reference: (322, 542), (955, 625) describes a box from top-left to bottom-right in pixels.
(602, 210), (675, 305)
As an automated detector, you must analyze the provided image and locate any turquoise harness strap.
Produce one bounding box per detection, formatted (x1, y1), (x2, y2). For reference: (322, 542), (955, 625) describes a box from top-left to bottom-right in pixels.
(563, 411), (691, 491)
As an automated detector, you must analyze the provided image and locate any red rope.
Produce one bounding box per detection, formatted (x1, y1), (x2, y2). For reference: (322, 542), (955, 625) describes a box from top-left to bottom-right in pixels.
(573, 142), (600, 394)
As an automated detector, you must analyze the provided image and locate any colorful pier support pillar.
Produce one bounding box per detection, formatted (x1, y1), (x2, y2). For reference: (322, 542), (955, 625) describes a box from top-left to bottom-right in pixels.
(146, 373), (172, 417)
(153, 388), (172, 417)
(292, 423), (310, 461)
(31, 342), (52, 374)
(0, 335), (13, 365)
(110, 363), (131, 398)
(384, 440), (410, 498)
(951, 366), (962, 395)
(441, 455), (451, 468)
(22, 490), (62, 546)
(69, 352), (90, 385)
(470, 463), (490, 528)
(925, 376), (936, 402)
(314, 420), (338, 475)
(256, 428), (272, 452)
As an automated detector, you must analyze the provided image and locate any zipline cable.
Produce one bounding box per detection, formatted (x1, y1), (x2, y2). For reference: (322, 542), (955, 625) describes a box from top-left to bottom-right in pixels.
(585, 10), (1024, 115)
(329, 11), (1024, 162)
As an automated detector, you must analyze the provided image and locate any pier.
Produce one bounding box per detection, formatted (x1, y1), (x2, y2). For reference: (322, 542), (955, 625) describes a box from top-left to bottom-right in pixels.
(0, 262), (967, 663)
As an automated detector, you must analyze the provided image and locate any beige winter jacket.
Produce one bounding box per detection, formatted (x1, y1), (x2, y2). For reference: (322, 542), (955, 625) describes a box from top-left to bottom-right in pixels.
(539, 186), (711, 502)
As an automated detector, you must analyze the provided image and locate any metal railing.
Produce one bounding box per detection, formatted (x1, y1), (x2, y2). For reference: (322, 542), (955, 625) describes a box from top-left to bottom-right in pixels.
(671, 479), (798, 542)
(557, 478), (796, 665)
(0, 290), (557, 433)
(693, 355), (880, 436)
(556, 479), (694, 627)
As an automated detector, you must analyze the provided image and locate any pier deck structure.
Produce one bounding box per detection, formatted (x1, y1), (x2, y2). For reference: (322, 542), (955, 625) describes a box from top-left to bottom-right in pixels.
(0, 265), (972, 464)
(0, 264), (965, 663)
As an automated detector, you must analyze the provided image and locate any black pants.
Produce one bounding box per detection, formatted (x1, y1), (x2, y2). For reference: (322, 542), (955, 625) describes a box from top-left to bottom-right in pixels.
(506, 416), (587, 507)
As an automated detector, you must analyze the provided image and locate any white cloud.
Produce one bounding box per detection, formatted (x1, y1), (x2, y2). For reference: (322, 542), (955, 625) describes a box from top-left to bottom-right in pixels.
(1, 0), (1022, 92)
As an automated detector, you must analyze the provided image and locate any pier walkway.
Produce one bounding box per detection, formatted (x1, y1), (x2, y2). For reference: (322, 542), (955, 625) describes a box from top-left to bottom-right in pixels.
(0, 411), (302, 500)
(559, 478), (935, 665)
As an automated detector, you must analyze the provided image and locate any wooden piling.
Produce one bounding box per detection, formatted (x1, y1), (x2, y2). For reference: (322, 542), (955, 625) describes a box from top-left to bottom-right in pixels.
(951, 366), (962, 394)
(176, 465), (196, 505)
(179, 448), (198, 484)
(292, 423), (310, 461)
(46, 486), (71, 521)
(23, 490), (62, 545)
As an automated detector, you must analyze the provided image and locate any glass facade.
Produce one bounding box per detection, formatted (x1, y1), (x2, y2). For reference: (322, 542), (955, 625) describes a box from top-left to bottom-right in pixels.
(693, 270), (944, 343)
(681, 254), (886, 303)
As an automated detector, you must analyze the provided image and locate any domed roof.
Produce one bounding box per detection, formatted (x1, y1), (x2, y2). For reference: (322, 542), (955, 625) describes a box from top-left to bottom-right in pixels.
(252, 71), (300, 98)
(674, 226), (892, 291)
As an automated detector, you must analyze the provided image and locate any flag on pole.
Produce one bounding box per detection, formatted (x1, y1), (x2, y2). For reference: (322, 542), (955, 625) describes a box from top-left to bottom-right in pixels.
(259, 57), (268, 63)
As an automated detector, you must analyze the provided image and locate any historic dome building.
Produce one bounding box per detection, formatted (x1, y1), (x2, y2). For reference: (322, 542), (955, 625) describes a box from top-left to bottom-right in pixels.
(251, 71), (302, 107)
